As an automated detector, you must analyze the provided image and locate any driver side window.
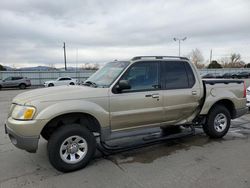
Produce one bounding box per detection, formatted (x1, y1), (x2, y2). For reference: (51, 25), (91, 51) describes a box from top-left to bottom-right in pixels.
(121, 62), (159, 92)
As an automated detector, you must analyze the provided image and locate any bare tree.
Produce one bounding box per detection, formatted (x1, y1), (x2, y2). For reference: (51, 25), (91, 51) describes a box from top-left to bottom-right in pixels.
(187, 48), (205, 69)
(220, 53), (245, 68)
(230, 53), (241, 64)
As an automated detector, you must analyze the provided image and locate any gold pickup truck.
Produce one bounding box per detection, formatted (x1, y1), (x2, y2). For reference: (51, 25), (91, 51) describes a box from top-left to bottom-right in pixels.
(5, 56), (247, 172)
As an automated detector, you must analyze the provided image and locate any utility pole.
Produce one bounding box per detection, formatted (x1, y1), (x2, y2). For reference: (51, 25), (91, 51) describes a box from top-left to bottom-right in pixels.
(209, 49), (213, 63)
(173, 37), (187, 56)
(63, 42), (67, 70)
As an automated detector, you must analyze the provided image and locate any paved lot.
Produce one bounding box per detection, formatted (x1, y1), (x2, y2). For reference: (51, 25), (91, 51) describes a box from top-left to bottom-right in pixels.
(1, 89), (250, 188)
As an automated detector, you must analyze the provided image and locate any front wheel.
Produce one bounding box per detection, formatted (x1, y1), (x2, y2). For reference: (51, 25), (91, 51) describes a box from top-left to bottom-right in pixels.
(203, 105), (231, 138)
(47, 124), (96, 172)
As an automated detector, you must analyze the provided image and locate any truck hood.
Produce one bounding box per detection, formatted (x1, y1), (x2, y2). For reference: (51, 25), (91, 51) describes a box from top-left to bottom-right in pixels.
(13, 85), (109, 105)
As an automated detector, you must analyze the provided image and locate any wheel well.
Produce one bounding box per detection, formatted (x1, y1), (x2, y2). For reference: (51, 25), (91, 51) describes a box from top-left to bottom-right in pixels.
(210, 99), (236, 119)
(19, 83), (26, 86)
(41, 113), (101, 140)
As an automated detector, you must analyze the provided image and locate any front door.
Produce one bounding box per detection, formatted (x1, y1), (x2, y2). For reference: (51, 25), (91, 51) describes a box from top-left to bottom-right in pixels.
(109, 61), (164, 131)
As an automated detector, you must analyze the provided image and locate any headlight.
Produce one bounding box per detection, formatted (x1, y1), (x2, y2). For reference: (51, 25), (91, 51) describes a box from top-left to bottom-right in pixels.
(11, 105), (36, 120)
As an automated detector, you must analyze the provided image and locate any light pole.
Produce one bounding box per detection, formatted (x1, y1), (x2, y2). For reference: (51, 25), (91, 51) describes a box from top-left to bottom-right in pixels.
(173, 37), (187, 56)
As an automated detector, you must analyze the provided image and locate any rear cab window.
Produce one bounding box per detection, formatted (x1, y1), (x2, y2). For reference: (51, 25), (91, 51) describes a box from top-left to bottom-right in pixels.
(162, 61), (195, 90)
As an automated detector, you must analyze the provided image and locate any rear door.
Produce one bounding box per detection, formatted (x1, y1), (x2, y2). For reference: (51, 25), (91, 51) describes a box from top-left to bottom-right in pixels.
(109, 61), (164, 130)
(162, 61), (202, 124)
(2, 77), (12, 87)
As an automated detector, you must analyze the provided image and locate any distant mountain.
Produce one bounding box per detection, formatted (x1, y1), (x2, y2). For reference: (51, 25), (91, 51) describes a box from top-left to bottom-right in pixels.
(3, 66), (14, 71)
(2, 65), (97, 71)
(18, 66), (57, 71)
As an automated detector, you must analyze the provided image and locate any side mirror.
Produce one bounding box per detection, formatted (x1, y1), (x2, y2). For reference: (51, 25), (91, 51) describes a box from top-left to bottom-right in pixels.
(116, 80), (131, 92)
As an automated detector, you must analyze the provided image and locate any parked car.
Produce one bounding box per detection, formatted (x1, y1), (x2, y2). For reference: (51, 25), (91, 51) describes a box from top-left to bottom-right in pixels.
(247, 86), (250, 109)
(222, 72), (237, 79)
(235, 72), (250, 79)
(5, 56), (247, 172)
(0, 76), (31, 89)
(202, 73), (222, 78)
(44, 77), (78, 87)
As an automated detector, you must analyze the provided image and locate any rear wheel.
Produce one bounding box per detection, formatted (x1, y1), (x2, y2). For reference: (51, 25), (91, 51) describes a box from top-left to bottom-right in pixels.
(19, 83), (26, 89)
(69, 82), (75, 85)
(47, 124), (96, 172)
(203, 105), (231, 138)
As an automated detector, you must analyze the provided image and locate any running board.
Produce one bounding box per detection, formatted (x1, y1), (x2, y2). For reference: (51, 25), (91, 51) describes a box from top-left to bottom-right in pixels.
(97, 126), (195, 156)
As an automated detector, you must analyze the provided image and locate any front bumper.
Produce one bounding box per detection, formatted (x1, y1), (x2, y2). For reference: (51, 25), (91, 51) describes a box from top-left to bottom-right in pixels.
(5, 124), (39, 153)
(4, 117), (47, 153)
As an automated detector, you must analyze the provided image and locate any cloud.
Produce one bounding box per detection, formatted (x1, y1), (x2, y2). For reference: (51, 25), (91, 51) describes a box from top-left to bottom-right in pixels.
(0, 0), (250, 67)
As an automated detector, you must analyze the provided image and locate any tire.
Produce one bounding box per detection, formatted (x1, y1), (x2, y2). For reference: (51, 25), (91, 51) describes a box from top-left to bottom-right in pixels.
(19, 83), (26, 89)
(47, 124), (96, 172)
(203, 105), (231, 138)
(0, 85), (2, 90)
(48, 83), (54, 87)
(69, 82), (75, 85)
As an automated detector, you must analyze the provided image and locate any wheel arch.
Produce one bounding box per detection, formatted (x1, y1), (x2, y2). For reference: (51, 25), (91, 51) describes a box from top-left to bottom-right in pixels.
(41, 112), (101, 140)
(208, 99), (236, 119)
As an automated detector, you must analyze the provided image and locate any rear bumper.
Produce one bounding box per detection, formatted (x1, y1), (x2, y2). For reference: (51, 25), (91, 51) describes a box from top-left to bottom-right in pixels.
(5, 124), (39, 153)
(234, 107), (248, 119)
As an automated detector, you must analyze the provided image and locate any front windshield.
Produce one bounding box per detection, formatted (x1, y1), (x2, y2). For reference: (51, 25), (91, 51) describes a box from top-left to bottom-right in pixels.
(85, 61), (130, 88)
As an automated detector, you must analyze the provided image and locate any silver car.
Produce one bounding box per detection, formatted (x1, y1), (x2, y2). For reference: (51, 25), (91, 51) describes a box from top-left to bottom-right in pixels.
(0, 76), (31, 89)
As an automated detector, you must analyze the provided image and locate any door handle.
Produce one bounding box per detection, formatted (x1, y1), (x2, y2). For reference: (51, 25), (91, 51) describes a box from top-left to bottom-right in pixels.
(145, 94), (160, 98)
(192, 91), (197, 95)
(152, 94), (160, 98)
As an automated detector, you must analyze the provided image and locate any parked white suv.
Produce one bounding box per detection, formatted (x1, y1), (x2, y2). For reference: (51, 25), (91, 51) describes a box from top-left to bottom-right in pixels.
(44, 77), (78, 87)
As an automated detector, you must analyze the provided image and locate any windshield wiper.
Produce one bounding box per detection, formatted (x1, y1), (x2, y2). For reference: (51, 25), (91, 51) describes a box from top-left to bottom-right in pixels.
(83, 81), (98, 88)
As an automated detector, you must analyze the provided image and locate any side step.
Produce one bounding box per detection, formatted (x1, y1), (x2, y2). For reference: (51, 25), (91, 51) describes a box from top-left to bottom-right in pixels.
(97, 126), (195, 156)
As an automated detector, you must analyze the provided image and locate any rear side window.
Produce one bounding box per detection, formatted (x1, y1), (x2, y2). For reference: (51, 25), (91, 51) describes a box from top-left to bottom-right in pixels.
(163, 61), (195, 89)
(59, 78), (71, 81)
(12, 77), (23, 80)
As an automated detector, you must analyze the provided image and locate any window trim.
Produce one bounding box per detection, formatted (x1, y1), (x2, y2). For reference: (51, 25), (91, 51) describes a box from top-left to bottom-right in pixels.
(183, 61), (196, 88)
(112, 61), (161, 94)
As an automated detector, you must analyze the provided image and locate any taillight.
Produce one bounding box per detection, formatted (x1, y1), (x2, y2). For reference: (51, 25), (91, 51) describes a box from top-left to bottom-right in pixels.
(243, 81), (246, 98)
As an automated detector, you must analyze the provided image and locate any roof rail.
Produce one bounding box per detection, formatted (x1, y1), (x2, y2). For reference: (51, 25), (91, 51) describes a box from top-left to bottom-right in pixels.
(131, 56), (189, 61)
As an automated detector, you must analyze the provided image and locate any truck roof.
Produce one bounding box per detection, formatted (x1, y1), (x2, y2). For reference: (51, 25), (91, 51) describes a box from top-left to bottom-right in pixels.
(131, 56), (189, 61)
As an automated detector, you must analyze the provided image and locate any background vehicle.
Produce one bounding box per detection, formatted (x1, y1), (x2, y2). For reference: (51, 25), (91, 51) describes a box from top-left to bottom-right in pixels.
(44, 77), (78, 87)
(202, 73), (222, 78)
(222, 72), (237, 79)
(5, 56), (247, 172)
(236, 71), (250, 79)
(247, 86), (250, 109)
(0, 76), (31, 89)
